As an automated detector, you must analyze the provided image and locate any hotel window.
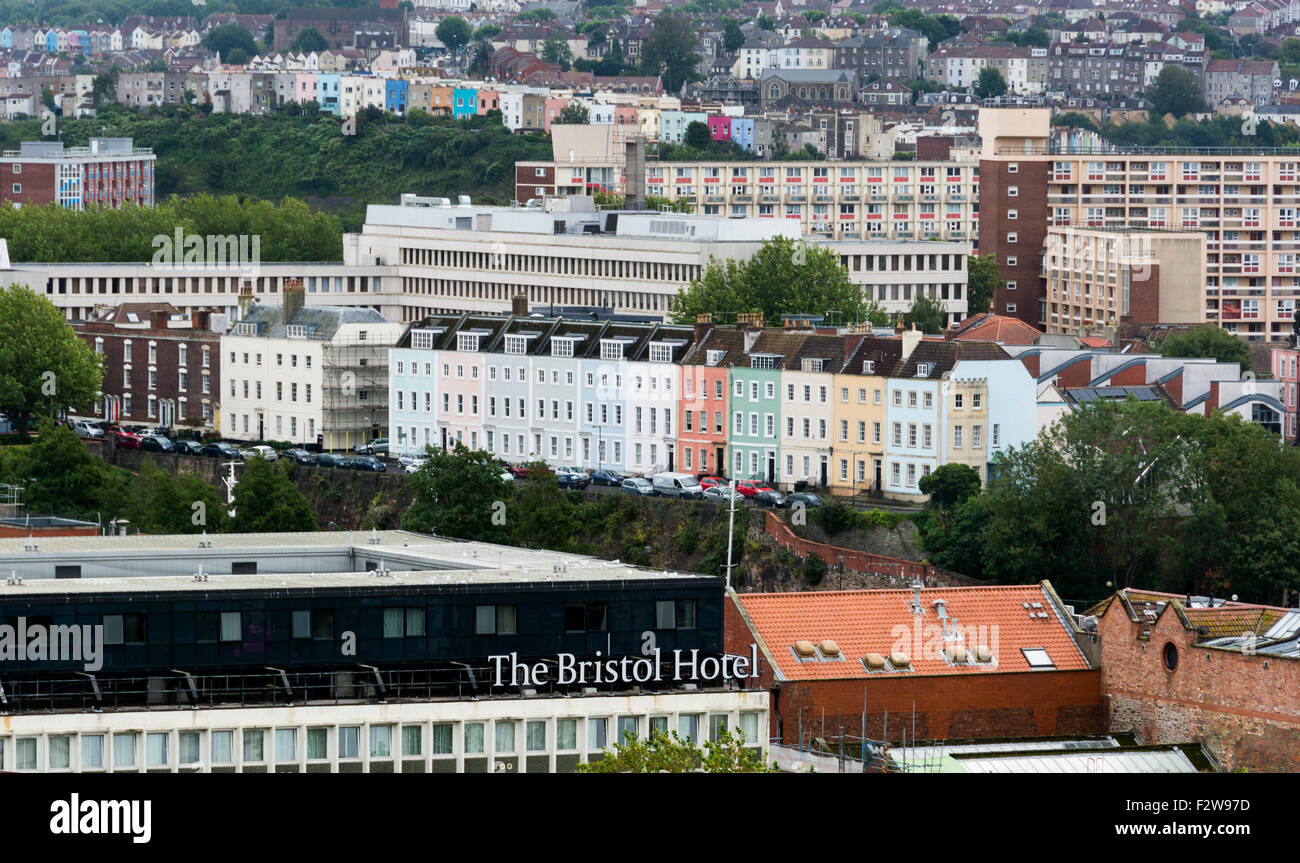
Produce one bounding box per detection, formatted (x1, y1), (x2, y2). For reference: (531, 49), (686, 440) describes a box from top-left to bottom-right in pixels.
(82, 734), (104, 769)
(475, 604), (517, 635)
(243, 729), (265, 763)
(49, 735), (71, 770)
(527, 721), (547, 752)
(339, 727), (360, 759)
(179, 732), (200, 766)
(495, 721), (516, 754)
(211, 731), (234, 765)
(678, 714), (700, 744)
(275, 729), (296, 762)
(656, 599), (697, 629)
(112, 733), (137, 769)
(557, 719), (578, 751)
(370, 725), (393, 759)
(431, 725), (454, 756)
(147, 732), (168, 767)
(588, 718), (609, 751)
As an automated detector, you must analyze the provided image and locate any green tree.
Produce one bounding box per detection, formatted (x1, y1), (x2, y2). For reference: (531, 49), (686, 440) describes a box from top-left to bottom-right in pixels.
(966, 254), (1001, 316)
(723, 18), (745, 54)
(756, 13), (775, 30)
(683, 119), (713, 149)
(918, 463), (981, 509)
(579, 727), (776, 772)
(1052, 111), (1099, 133)
(1146, 65), (1205, 118)
(670, 236), (886, 327)
(126, 460), (228, 534)
(640, 14), (702, 91)
(559, 102), (589, 124)
(91, 73), (116, 106)
(0, 420), (126, 520)
(469, 39), (493, 77)
(402, 444), (511, 541)
(811, 497), (856, 537)
(473, 23), (502, 41)
(1159, 326), (1250, 368)
(974, 66), (1008, 99)
(509, 462), (582, 550)
(0, 285), (103, 435)
(202, 23), (258, 63)
(290, 27), (329, 53)
(903, 293), (947, 334)
(542, 32), (574, 70)
(436, 16), (473, 54)
(229, 458), (317, 533)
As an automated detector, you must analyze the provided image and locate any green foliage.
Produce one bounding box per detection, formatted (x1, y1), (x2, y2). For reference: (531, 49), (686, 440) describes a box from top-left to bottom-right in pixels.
(361, 491), (400, 530)
(0, 420), (126, 520)
(811, 497), (855, 537)
(578, 727), (775, 773)
(974, 66), (1007, 99)
(674, 522), (700, 555)
(290, 27), (329, 54)
(884, 8), (961, 51)
(402, 443), (511, 542)
(756, 13), (775, 30)
(723, 19), (745, 54)
(684, 120), (712, 150)
(473, 23), (502, 41)
(1101, 113), (1300, 150)
(802, 553), (827, 585)
(1052, 111), (1098, 133)
(514, 8), (557, 22)
(669, 236), (887, 328)
(542, 33), (573, 70)
(1146, 66), (1205, 118)
(202, 23), (257, 63)
(559, 102), (590, 125)
(0, 284), (103, 432)
(1158, 326), (1251, 368)
(125, 459), (228, 534)
(436, 16), (472, 53)
(966, 253), (1001, 316)
(229, 457), (317, 533)
(509, 462), (582, 551)
(918, 463), (981, 509)
(904, 293), (948, 334)
(1005, 27), (1049, 48)
(640, 13), (701, 91)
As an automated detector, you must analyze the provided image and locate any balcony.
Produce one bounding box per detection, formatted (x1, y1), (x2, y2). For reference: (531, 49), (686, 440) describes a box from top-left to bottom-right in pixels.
(948, 193), (967, 202)
(785, 194), (807, 203)
(815, 194), (834, 203)
(842, 194), (860, 202)
(761, 194), (780, 203)
(895, 193), (914, 202)
(706, 195), (725, 203)
(732, 194), (752, 202)
(869, 194), (887, 202)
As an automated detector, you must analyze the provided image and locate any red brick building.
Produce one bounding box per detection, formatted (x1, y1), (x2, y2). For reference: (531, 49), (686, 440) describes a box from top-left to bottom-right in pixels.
(74, 304), (222, 430)
(0, 138), (154, 210)
(1093, 589), (1300, 773)
(725, 583), (1103, 746)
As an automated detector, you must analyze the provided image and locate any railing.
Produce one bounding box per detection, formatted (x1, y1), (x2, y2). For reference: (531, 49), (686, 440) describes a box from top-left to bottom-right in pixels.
(997, 144), (1300, 157)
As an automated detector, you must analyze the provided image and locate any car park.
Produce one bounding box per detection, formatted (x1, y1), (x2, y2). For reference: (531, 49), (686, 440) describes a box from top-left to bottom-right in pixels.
(140, 435), (175, 453)
(283, 448), (317, 465)
(621, 477), (653, 496)
(351, 455), (387, 472)
(702, 484), (739, 503)
(590, 469), (623, 486)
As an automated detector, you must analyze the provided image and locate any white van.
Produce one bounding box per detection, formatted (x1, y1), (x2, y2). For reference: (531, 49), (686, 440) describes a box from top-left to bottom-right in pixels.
(652, 472), (703, 499)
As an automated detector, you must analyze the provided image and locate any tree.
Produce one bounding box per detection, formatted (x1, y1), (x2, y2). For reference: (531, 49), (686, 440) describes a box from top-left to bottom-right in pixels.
(509, 463), (582, 551)
(542, 33), (574, 70)
(290, 27), (329, 53)
(401, 444), (511, 542)
(0, 285), (102, 436)
(0, 420), (126, 520)
(558, 102), (589, 124)
(683, 119), (713, 149)
(640, 14), (702, 91)
(1052, 111), (1099, 133)
(1146, 66), (1204, 118)
(202, 23), (257, 63)
(472, 23), (502, 41)
(228, 458), (317, 533)
(904, 294), (947, 334)
(1159, 326), (1250, 368)
(91, 73), (116, 106)
(918, 463), (981, 510)
(966, 254), (1001, 316)
(723, 19), (745, 54)
(669, 236), (887, 327)
(974, 66), (1007, 99)
(126, 460), (228, 534)
(578, 727), (776, 773)
(436, 16), (473, 54)
(468, 39), (493, 77)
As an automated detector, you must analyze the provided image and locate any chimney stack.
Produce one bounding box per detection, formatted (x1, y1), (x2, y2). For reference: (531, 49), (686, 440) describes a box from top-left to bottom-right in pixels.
(901, 324), (922, 361)
(737, 312), (765, 353)
(237, 280), (255, 320)
(511, 293), (529, 317)
(190, 309), (211, 331)
(694, 312), (713, 345)
(283, 277), (305, 324)
(150, 309), (168, 330)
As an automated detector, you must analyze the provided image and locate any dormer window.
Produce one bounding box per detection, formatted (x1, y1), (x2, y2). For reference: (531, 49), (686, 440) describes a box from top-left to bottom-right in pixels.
(649, 343), (673, 364)
(801, 358), (826, 373)
(916, 363), (931, 377)
(862, 360), (874, 373)
(553, 337), (576, 358)
(706, 349), (724, 366)
(599, 339), (623, 360)
(750, 354), (777, 370)
(457, 333), (480, 352)
(410, 330), (436, 350)
(504, 334), (527, 355)
(284, 324), (306, 339)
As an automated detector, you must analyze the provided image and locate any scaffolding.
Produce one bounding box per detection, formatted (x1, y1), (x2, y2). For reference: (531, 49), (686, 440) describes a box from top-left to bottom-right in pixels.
(321, 334), (391, 452)
(0, 483), (23, 520)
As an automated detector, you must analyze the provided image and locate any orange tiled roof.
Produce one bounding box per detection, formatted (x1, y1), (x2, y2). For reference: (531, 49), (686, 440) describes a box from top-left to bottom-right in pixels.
(952, 313), (1042, 345)
(734, 584), (1090, 681)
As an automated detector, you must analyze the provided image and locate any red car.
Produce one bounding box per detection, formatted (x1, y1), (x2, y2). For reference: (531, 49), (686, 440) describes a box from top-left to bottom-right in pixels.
(734, 479), (772, 498)
(110, 427), (143, 450)
(698, 476), (727, 490)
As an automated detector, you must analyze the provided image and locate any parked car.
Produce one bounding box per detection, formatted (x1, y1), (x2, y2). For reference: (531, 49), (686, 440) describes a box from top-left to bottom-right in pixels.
(753, 489), (786, 508)
(283, 448), (317, 465)
(140, 435), (175, 453)
(785, 492), (824, 510)
(246, 445), (279, 462)
(316, 453), (354, 469)
(73, 420), (104, 439)
(698, 476), (727, 490)
(355, 438), (389, 456)
(175, 440), (204, 456)
(351, 455), (387, 472)
(556, 468), (590, 490)
(200, 442), (242, 459)
(703, 484), (739, 503)
(111, 428), (143, 451)
(621, 477), (653, 496)
(590, 469), (623, 487)
(652, 471), (703, 499)
(734, 479), (772, 498)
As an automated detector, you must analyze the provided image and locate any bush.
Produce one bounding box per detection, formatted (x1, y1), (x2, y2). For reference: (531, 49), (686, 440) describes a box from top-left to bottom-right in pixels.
(675, 522), (699, 555)
(802, 554), (827, 586)
(812, 498), (855, 536)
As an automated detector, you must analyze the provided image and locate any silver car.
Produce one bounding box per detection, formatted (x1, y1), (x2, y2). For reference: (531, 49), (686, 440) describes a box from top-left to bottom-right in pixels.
(621, 477), (653, 496)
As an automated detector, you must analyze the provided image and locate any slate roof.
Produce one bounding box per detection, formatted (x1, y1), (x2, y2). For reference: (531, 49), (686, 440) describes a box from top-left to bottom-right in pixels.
(237, 302), (387, 340)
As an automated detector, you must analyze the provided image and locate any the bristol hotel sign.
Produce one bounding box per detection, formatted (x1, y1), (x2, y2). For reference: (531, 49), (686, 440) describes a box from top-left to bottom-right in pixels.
(489, 646), (762, 688)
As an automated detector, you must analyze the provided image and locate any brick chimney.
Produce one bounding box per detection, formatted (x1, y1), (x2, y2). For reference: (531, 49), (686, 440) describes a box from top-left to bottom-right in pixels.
(901, 324), (923, 361)
(694, 312), (713, 345)
(738, 312), (765, 353)
(283, 277), (305, 324)
(511, 293), (529, 317)
(237, 280), (255, 320)
(190, 309), (211, 331)
(150, 309), (168, 330)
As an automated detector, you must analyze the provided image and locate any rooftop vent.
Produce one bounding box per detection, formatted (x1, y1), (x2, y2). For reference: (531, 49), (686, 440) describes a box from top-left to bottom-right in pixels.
(863, 652), (887, 671)
(945, 645), (968, 663)
(792, 640), (817, 659)
(888, 651), (911, 669)
(973, 645), (994, 663)
(819, 639), (841, 658)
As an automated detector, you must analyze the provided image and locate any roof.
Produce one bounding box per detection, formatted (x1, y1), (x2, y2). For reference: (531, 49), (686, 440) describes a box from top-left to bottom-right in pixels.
(236, 301), (388, 340)
(1079, 336), (1112, 348)
(732, 583), (1092, 682)
(952, 313), (1042, 345)
(1093, 588), (1299, 657)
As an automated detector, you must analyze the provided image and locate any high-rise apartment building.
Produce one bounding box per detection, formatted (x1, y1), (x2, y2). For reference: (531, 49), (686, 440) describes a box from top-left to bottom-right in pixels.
(0, 137), (154, 209)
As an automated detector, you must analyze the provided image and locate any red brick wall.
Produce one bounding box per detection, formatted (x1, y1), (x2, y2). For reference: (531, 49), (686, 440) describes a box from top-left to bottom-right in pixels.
(1164, 372), (1183, 407)
(725, 594), (1102, 744)
(1109, 362), (1147, 386)
(0, 162), (55, 206)
(1126, 263), (1161, 324)
(1099, 603), (1300, 772)
(980, 158), (1049, 327)
(763, 510), (942, 581)
(1054, 356), (1094, 388)
(516, 164), (554, 203)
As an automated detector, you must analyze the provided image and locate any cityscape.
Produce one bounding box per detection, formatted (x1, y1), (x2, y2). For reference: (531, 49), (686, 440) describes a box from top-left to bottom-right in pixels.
(0, 0), (1294, 812)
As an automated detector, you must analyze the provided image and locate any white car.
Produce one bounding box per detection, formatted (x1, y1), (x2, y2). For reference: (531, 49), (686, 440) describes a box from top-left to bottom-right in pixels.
(246, 445), (279, 461)
(73, 420), (104, 438)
